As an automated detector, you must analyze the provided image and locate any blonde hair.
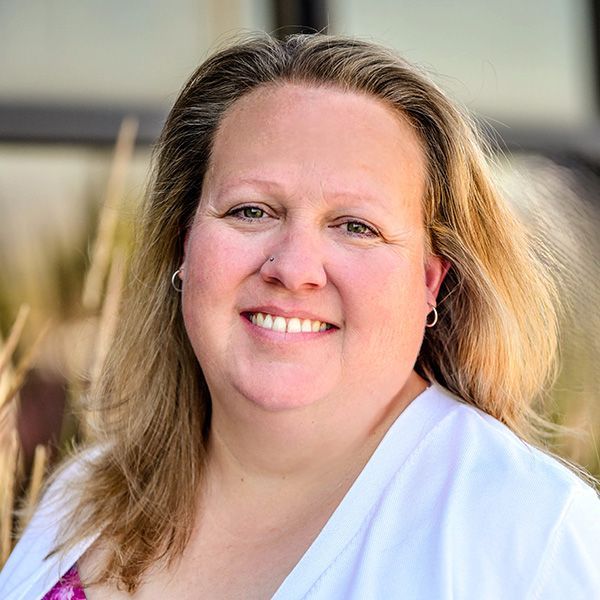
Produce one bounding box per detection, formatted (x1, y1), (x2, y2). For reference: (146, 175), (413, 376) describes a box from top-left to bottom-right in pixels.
(58, 33), (559, 591)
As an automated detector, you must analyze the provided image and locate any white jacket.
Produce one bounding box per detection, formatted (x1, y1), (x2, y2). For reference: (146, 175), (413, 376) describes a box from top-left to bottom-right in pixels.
(1, 385), (599, 599)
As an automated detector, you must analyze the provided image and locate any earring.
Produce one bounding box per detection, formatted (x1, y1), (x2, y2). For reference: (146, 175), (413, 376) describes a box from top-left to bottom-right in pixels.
(171, 268), (183, 292)
(268, 256), (275, 262)
(426, 305), (438, 328)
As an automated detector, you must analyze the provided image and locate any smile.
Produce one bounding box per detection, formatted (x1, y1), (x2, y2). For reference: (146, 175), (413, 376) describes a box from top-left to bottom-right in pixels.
(245, 312), (334, 333)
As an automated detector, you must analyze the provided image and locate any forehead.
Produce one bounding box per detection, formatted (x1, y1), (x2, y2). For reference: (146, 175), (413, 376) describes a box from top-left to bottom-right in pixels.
(204, 83), (426, 216)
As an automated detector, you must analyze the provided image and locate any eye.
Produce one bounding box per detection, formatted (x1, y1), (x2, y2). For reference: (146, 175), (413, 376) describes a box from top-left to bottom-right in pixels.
(339, 220), (379, 237)
(227, 205), (268, 221)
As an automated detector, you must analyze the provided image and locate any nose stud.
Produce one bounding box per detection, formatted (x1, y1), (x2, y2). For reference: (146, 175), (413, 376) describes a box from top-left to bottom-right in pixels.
(268, 256), (275, 262)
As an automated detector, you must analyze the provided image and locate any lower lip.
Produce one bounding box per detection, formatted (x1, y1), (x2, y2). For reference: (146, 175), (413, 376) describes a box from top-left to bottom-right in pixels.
(240, 314), (336, 341)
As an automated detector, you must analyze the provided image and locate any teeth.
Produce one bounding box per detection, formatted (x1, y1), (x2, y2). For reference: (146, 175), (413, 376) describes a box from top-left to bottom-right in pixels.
(272, 316), (287, 332)
(287, 317), (302, 333)
(248, 312), (331, 334)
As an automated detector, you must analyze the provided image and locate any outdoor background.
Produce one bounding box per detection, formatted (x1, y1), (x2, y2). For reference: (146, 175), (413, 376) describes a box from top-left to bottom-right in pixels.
(0, 2), (599, 554)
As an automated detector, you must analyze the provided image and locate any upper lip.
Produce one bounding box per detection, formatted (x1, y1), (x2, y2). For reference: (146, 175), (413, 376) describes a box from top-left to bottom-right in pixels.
(241, 305), (339, 328)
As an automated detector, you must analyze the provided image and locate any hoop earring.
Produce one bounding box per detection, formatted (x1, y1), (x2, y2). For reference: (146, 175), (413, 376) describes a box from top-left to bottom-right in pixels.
(426, 305), (438, 328)
(171, 268), (183, 292)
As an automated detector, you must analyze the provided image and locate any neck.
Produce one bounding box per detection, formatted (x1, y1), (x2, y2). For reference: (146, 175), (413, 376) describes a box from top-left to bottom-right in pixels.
(205, 371), (428, 498)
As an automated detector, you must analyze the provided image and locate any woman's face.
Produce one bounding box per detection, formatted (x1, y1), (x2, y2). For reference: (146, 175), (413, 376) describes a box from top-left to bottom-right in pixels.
(181, 84), (446, 412)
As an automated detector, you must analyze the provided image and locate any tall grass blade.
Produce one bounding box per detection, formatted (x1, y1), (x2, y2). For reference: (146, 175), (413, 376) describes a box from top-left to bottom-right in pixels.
(82, 117), (138, 311)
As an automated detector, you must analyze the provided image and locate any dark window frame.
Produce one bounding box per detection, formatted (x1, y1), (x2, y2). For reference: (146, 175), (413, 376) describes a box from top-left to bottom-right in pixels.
(0, 0), (598, 163)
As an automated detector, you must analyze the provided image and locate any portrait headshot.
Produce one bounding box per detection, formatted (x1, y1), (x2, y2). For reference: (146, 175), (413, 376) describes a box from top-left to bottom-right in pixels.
(0, 2), (599, 599)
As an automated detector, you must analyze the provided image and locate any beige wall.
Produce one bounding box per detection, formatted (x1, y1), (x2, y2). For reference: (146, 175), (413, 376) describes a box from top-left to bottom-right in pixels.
(330, 0), (595, 126)
(0, 0), (272, 106)
(1, 1), (594, 125)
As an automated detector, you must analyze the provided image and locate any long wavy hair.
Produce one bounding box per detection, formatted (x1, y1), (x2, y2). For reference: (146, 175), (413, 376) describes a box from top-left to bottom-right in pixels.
(58, 33), (559, 591)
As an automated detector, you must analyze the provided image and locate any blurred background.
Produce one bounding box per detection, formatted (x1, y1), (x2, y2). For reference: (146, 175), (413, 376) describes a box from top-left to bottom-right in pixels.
(0, 0), (598, 524)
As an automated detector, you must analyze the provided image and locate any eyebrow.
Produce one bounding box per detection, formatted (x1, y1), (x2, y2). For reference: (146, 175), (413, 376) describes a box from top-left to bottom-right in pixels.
(213, 174), (398, 209)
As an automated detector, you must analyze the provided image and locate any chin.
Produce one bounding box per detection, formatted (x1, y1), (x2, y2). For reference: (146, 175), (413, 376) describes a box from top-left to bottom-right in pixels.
(215, 354), (335, 411)
(230, 371), (334, 413)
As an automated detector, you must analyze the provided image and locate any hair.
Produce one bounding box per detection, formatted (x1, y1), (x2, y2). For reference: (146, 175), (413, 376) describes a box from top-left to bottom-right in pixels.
(57, 33), (560, 591)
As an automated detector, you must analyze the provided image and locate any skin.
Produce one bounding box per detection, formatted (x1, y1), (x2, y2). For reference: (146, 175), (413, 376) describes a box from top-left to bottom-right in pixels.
(81, 84), (447, 599)
(181, 84), (446, 465)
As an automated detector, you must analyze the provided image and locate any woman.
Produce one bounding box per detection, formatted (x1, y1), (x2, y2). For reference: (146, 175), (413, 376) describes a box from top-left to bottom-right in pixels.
(1, 33), (599, 599)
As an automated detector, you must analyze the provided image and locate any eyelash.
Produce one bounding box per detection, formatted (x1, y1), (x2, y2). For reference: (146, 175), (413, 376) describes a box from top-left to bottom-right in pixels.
(226, 205), (270, 221)
(226, 205), (380, 238)
(337, 220), (379, 238)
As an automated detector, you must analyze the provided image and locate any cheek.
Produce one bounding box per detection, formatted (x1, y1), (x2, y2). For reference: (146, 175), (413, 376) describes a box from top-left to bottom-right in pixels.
(342, 251), (427, 318)
(185, 226), (254, 291)
(339, 251), (427, 356)
(181, 233), (239, 338)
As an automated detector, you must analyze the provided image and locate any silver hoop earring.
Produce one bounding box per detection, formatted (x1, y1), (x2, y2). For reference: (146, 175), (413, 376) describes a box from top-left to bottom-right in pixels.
(426, 305), (438, 328)
(171, 268), (183, 292)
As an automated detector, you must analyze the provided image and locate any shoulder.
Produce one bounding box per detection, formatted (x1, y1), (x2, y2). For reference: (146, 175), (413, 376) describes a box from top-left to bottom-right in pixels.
(421, 384), (595, 501)
(528, 482), (600, 598)
(0, 446), (104, 600)
(374, 385), (600, 595)
(377, 383), (597, 508)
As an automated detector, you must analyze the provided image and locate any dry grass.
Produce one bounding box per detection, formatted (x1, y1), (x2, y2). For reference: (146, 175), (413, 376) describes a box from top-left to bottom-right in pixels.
(0, 117), (135, 569)
(0, 304), (50, 568)
(0, 432), (19, 566)
(18, 444), (48, 532)
(82, 117), (138, 311)
(0, 305), (30, 379)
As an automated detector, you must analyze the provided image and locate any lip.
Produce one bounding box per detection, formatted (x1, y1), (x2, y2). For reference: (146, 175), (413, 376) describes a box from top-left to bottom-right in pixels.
(241, 305), (339, 328)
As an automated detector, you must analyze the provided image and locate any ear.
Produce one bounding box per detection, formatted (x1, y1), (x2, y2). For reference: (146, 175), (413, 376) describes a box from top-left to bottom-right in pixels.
(424, 255), (451, 305)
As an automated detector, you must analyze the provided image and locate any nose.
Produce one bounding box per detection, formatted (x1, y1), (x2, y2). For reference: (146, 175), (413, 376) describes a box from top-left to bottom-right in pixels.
(260, 229), (327, 291)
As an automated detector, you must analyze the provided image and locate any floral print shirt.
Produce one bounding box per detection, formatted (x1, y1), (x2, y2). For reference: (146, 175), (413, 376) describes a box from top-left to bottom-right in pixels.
(42, 564), (86, 600)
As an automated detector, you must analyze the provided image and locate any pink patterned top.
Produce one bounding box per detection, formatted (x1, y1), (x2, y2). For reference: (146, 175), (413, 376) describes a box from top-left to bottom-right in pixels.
(42, 564), (87, 600)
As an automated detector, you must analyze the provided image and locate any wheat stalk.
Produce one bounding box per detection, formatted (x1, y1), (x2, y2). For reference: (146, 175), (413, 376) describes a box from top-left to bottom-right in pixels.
(18, 444), (48, 532)
(0, 305), (52, 568)
(0, 432), (19, 567)
(0, 305), (30, 379)
(0, 307), (28, 568)
(84, 247), (127, 438)
(0, 321), (51, 413)
(82, 116), (138, 311)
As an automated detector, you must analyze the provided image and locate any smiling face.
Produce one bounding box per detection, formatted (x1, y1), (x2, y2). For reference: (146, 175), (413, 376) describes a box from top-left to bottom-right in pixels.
(181, 84), (446, 413)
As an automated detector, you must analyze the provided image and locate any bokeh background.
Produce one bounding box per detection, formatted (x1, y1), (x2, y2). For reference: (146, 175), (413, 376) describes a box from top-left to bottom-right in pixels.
(0, 1), (599, 548)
